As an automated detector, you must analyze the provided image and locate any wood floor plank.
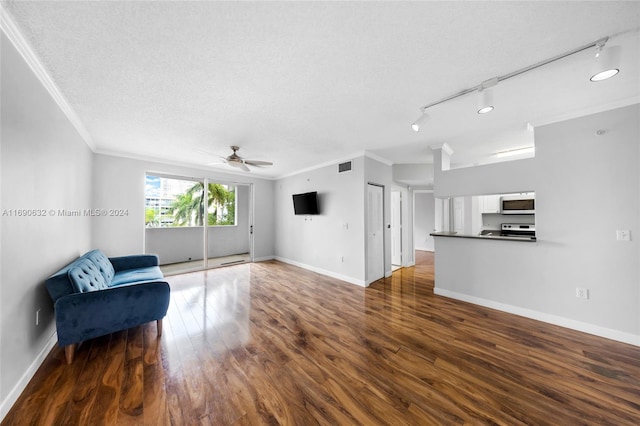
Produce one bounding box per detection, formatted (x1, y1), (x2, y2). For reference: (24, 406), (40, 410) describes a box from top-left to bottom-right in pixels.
(85, 329), (127, 425)
(142, 322), (169, 426)
(60, 334), (111, 425)
(117, 327), (144, 424)
(32, 341), (92, 425)
(3, 251), (640, 425)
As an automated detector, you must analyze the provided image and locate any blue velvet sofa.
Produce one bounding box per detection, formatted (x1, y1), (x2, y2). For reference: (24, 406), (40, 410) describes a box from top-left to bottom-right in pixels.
(45, 249), (170, 363)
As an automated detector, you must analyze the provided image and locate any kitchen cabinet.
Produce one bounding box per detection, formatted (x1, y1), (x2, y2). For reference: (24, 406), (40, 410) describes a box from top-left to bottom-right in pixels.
(481, 195), (501, 214)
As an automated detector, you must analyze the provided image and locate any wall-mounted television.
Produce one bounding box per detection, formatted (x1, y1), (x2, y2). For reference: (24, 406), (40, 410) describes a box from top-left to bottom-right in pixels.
(292, 191), (319, 215)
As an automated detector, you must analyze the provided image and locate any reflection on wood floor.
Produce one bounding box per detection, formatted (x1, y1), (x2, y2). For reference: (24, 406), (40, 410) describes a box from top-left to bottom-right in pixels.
(4, 251), (640, 425)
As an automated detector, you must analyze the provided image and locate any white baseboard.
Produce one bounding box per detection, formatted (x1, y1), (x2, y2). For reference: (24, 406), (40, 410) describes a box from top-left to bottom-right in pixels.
(252, 255), (275, 262)
(275, 257), (366, 287)
(434, 288), (640, 347)
(1, 332), (58, 422)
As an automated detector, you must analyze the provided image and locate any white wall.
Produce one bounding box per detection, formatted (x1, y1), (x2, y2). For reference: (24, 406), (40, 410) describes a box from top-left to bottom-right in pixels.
(273, 155), (395, 285)
(92, 154), (274, 261)
(145, 227), (204, 264)
(274, 158), (367, 285)
(1, 32), (93, 414)
(392, 163), (434, 186)
(433, 104), (640, 345)
(414, 191), (435, 251)
(434, 157), (536, 198)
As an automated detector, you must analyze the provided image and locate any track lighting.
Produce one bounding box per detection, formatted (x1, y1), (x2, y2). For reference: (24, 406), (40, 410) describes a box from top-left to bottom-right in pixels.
(412, 35), (623, 128)
(477, 90), (494, 114)
(590, 42), (620, 82)
(477, 78), (497, 114)
(411, 112), (429, 132)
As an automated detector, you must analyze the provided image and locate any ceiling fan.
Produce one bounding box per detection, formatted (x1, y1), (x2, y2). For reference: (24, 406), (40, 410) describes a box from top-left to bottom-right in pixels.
(209, 146), (273, 172)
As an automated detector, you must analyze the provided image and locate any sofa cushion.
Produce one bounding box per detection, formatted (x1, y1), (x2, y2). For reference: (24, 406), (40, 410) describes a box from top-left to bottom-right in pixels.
(110, 266), (164, 287)
(84, 249), (115, 283)
(68, 259), (109, 293)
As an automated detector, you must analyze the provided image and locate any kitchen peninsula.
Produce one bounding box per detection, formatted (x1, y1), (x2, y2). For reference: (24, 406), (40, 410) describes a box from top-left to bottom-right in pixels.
(431, 230), (536, 242)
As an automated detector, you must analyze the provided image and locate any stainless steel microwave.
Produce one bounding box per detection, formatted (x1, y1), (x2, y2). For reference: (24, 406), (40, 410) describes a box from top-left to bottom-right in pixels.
(501, 195), (535, 214)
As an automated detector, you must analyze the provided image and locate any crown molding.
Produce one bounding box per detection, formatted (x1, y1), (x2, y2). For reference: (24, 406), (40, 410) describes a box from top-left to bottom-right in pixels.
(1, 6), (95, 151)
(529, 96), (640, 129)
(95, 148), (276, 181)
(363, 150), (394, 166)
(429, 142), (454, 156)
(275, 153), (362, 180)
(276, 150), (395, 180)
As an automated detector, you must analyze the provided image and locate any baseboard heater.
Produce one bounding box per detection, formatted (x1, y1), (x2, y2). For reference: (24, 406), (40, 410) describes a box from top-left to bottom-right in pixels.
(220, 260), (246, 266)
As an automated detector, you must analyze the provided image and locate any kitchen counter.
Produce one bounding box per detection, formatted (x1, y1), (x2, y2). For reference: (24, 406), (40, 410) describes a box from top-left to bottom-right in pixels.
(430, 231), (537, 242)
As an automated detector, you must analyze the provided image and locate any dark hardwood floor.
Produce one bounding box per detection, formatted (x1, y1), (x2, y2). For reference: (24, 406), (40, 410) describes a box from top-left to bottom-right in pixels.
(3, 251), (640, 425)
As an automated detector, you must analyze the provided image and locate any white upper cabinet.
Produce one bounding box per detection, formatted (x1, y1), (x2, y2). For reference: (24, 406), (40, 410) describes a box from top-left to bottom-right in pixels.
(481, 195), (501, 214)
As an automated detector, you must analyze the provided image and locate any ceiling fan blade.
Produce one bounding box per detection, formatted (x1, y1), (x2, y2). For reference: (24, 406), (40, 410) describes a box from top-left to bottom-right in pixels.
(244, 160), (273, 166)
(228, 160), (251, 172)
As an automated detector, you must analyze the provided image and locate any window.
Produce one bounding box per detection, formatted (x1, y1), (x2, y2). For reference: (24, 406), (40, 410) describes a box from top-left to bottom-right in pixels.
(207, 184), (236, 226)
(145, 175), (236, 227)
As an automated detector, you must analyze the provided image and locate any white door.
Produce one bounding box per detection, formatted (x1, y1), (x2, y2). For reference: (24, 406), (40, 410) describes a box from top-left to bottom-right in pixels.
(367, 184), (385, 283)
(391, 190), (402, 265)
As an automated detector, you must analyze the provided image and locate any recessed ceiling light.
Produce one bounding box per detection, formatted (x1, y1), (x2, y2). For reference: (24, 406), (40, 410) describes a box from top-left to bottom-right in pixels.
(595, 129), (607, 136)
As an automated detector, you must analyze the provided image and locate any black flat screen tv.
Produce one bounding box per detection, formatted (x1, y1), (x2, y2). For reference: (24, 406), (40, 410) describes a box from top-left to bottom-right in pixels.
(292, 191), (319, 215)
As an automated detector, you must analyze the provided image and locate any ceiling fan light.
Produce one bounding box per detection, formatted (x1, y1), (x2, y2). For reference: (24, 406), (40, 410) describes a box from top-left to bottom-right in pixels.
(411, 112), (429, 132)
(590, 45), (620, 82)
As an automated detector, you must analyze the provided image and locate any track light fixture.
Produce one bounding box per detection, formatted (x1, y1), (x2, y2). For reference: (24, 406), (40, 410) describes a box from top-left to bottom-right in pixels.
(411, 112), (430, 132)
(477, 90), (494, 114)
(590, 41), (620, 82)
(411, 35), (622, 131)
(476, 78), (498, 114)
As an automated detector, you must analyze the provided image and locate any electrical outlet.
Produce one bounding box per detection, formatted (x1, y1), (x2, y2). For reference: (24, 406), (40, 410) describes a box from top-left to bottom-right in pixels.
(576, 288), (589, 299)
(616, 230), (631, 241)
(36, 309), (41, 326)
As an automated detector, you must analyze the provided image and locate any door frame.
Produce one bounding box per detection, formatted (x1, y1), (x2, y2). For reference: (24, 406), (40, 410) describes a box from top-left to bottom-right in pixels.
(390, 188), (402, 267)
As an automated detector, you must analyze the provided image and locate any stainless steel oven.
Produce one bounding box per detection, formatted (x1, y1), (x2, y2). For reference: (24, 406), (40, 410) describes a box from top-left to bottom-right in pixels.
(501, 223), (536, 239)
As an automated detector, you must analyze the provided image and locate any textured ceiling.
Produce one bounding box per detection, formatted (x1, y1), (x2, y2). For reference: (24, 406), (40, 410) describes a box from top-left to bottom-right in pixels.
(2, 1), (639, 181)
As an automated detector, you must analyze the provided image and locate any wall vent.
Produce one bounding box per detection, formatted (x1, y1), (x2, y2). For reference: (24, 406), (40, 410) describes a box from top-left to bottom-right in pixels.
(338, 161), (352, 173)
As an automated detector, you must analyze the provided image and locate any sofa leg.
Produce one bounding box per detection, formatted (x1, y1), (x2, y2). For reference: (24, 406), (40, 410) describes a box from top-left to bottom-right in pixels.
(157, 319), (163, 337)
(65, 344), (76, 364)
